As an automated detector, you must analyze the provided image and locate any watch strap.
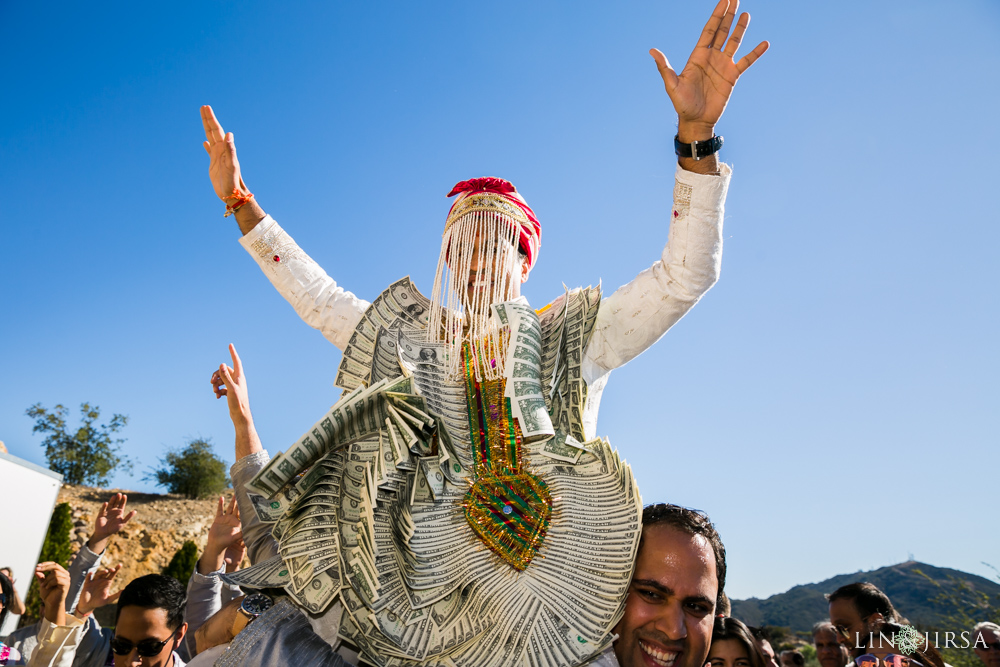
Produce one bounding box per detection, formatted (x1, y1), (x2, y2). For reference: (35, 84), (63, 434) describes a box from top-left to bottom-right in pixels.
(674, 134), (723, 160)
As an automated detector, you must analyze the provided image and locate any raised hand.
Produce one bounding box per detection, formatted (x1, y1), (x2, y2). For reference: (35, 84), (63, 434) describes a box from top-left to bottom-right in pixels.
(89, 492), (137, 555)
(36, 562), (71, 626)
(224, 536), (247, 573)
(201, 105), (248, 204)
(76, 564), (123, 616)
(211, 344), (252, 429)
(212, 343), (263, 460)
(198, 494), (243, 575)
(650, 0), (768, 140)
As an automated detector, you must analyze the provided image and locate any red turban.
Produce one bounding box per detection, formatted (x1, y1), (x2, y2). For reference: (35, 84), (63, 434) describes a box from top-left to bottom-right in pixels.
(445, 177), (541, 268)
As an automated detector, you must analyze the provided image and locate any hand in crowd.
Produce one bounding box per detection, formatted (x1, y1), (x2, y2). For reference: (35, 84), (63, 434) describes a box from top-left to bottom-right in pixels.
(75, 564), (123, 617)
(199, 494), (244, 575)
(35, 562), (71, 626)
(212, 344), (252, 430)
(225, 536), (247, 574)
(89, 492), (137, 555)
(0, 567), (27, 616)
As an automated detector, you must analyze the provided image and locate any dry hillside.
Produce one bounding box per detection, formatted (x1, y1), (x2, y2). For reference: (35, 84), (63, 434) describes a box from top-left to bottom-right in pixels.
(58, 485), (228, 586)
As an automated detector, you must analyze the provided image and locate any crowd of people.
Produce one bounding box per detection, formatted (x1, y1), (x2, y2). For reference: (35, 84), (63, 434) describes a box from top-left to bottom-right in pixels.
(1, 481), (998, 667)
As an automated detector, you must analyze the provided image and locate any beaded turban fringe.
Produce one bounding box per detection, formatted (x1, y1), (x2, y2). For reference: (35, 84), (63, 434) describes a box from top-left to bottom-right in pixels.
(428, 177), (541, 382)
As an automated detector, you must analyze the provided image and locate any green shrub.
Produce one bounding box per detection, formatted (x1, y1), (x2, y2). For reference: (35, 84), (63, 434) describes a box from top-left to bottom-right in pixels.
(146, 438), (229, 499)
(162, 541), (199, 585)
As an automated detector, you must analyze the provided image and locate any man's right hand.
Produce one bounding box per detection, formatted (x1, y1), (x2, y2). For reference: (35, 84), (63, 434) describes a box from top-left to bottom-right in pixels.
(211, 343), (263, 460)
(198, 494), (243, 575)
(201, 105), (265, 234)
(36, 562), (71, 627)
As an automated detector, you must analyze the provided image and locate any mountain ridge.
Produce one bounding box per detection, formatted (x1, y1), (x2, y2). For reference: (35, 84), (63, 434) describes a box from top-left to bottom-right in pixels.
(730, 561), (1000, 633)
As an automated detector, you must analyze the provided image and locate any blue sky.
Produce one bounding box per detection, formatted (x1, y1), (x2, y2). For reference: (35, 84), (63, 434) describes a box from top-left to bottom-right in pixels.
(2, 0), (997, 601)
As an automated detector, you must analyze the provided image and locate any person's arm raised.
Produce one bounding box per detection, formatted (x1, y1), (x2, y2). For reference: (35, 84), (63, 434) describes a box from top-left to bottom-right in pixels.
(650, 0), (769, 175)
(201, 105), (266, 235)
(212, 344), (262, 461)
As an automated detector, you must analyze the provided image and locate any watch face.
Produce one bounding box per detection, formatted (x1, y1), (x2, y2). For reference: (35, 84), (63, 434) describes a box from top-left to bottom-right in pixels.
(242, 593), (274, 616)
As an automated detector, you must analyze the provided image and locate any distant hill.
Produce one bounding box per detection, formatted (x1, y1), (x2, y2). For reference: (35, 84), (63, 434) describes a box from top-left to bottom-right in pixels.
(730, 561), (1000, 633)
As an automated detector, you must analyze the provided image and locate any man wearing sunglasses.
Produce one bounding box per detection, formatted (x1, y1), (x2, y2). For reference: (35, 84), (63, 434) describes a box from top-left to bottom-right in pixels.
(111, 575), (187, 667)
(827, 583), (901, 658)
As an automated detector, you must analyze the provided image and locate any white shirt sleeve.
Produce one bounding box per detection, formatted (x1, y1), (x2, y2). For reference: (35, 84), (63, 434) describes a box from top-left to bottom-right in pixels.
(27, 616), (85, 667)
(583, 162), (731, 382)
(238, 216), (370, 350)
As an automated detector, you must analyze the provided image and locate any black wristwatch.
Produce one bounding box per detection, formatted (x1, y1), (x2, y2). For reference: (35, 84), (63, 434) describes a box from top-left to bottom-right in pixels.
(674, 134), (724, 160)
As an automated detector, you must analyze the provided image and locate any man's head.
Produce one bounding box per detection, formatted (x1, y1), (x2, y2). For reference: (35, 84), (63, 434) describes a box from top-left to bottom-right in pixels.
(113, 574), (187, 667)
(780, 650), (805, 667)
(813, 621), (851, 667)
(827, 582), (898, 657)
(973, 622), (1000, 667)
(442, 178), (538, 309)
(432, 177), (542, 378)
(748, 627), (780, 667)
(613, 503), (726, 667)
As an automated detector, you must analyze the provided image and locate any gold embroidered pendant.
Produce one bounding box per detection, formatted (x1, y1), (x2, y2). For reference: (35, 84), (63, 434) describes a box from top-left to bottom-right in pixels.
(460, 342), (552, 570)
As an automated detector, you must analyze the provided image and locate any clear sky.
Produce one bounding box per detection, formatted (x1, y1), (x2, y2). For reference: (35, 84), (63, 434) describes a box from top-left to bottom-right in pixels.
(2, 0), (997, 601)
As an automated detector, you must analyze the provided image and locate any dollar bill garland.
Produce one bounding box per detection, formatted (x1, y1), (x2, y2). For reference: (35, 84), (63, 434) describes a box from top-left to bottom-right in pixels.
(230, 178), (641, 667)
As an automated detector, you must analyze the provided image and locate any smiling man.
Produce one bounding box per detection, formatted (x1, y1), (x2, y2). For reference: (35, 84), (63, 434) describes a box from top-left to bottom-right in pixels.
(609, 504), (727, 667)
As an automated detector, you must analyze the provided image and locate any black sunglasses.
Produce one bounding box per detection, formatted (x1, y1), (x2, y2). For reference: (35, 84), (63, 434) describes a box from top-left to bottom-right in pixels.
(110, 629), (177, 657)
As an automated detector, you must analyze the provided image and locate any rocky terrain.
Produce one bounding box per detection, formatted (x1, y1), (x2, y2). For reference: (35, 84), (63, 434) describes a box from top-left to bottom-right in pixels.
(58, 485), (228, 586)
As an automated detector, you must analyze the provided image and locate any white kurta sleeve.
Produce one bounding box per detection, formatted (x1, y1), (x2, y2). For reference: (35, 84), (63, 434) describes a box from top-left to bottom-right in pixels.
(239, 216), (370, 351)
(28, 616), (85, 667)
(582, 163), (731, 381)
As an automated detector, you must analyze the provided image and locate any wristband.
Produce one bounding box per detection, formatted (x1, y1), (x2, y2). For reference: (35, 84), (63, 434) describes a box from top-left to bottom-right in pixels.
(674, 134), (723, 160)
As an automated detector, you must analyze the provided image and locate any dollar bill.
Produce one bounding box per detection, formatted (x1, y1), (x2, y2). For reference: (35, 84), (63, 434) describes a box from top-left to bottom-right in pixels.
(220, 554), (290, 589)
(286, 567), (340, 615)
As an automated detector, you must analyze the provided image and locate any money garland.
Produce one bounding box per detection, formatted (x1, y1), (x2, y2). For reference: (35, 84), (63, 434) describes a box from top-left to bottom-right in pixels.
(461, 340), (552, 571)
(229, 278), (641, 667)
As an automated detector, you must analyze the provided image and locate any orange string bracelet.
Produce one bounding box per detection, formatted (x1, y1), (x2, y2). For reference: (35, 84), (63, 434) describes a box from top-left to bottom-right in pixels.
(223, 188), (254, 217)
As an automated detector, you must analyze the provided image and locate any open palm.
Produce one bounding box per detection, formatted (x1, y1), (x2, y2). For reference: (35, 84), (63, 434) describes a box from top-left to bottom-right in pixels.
(93, 493), (136, 541)
(651, 0), (769, 133)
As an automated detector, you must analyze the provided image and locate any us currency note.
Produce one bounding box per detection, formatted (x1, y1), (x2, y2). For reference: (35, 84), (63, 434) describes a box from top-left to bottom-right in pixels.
(494, 301), (554, 440)
(286, 567), (340, 615)
(219, 554), (290, 589)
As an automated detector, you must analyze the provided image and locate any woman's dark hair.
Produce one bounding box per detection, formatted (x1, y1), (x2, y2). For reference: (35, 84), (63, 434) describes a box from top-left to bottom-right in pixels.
(115, 574), (187, 630)
(0, 571), (14, 630)
(711, 616), (769, 667)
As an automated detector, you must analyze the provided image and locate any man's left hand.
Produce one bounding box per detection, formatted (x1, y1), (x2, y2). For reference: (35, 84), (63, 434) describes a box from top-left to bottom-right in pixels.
(76, 564), (123, 617)
(89, 492), (137, 555)
(651, 0), (769, 142)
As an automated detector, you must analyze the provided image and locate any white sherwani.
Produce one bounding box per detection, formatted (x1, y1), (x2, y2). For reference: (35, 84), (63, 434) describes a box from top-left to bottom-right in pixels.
(237, 164), (731, 439)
